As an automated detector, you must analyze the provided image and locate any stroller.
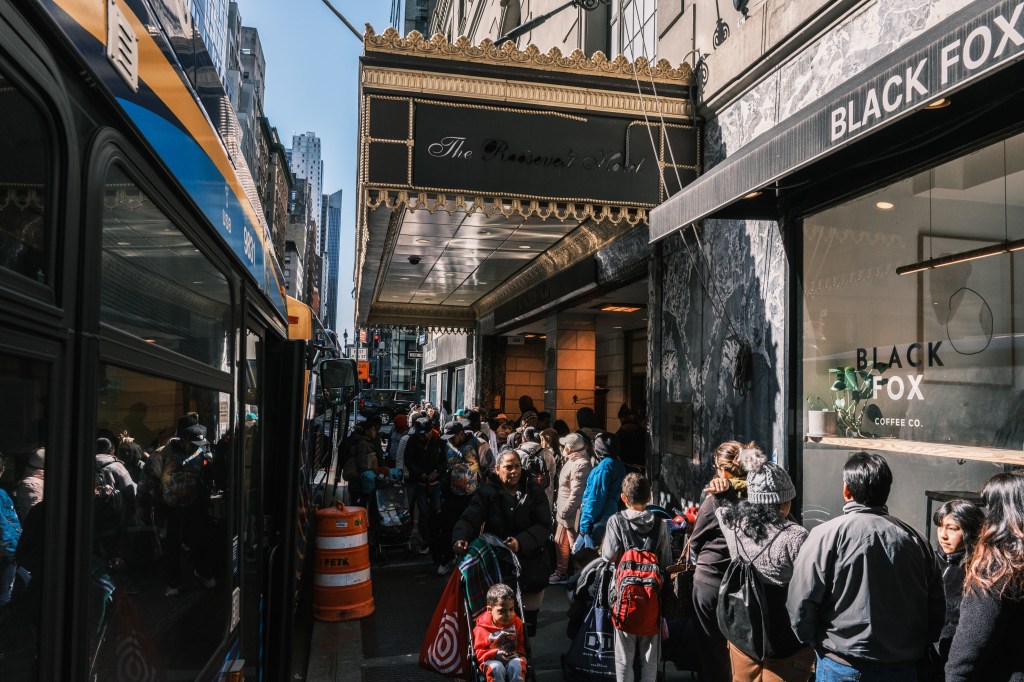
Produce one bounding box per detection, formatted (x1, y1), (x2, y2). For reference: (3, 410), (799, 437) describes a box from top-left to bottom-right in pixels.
(458, 534), (535, 682)
(373, 472), (412, 560)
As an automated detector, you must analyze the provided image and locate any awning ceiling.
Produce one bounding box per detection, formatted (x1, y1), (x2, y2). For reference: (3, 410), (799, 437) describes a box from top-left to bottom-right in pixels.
(355, 27), (697, 330)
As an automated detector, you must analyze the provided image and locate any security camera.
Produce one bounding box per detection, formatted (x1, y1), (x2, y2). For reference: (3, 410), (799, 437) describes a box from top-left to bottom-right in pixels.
(408, 255), (422, 265)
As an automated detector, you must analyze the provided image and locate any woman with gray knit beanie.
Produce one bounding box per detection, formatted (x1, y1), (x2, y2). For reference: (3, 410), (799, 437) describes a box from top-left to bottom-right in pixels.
(716, 446), (812, 682)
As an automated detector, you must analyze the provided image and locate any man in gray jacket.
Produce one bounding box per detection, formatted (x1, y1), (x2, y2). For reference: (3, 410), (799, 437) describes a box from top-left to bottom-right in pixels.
(786, 452), (944, 680)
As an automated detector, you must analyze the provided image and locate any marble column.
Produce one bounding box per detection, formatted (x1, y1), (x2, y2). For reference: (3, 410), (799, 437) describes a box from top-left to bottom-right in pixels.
(544, 313), (597, 429)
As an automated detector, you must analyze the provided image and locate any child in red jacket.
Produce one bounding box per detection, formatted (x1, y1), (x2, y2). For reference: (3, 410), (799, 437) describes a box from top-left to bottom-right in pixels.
(473, 583), (527, 682)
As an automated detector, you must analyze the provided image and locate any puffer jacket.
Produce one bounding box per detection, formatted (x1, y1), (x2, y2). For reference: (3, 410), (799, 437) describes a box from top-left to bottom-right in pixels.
(0, 489), (21, 556)
(452, 472), (553, 593)
(578, 455), (625, 542)
(555, 451), (591, 530)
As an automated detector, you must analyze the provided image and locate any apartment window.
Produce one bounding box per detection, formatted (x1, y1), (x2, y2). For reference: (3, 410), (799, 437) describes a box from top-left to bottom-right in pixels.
(613, 0), (657, 61)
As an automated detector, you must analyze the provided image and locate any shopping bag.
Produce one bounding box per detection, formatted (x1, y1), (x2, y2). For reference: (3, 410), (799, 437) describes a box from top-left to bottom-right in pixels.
(663, 535), (696, 621)
(562, 568), (616, 680)
(419, 570), (470, 678)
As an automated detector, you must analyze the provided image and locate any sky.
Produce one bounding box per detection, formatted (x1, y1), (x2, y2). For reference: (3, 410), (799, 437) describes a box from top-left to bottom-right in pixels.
(239, 0), (395, 340)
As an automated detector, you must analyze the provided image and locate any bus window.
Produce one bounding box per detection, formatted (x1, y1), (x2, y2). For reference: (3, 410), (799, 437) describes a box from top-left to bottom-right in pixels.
(0, 67), (50, 284)
(90, 364), (231, 679)
(100, 166), (231, 371)
(0, 353), (49, 678)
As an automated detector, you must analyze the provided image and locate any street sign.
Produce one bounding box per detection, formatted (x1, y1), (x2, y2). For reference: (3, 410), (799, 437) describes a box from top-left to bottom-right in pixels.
(357, 361), (370, 381)
(407, 350), (423, 359)
(357, 347), (368, 361)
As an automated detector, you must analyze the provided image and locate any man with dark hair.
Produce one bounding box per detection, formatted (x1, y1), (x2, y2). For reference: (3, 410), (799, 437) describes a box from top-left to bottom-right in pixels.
(787, 452), (944, 680)
(404, 417), (444, 555)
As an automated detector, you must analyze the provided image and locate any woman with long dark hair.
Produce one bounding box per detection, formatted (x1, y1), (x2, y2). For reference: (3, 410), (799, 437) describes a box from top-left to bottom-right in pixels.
(945, 472), (1024, 682)
(927, 498), (984, 674)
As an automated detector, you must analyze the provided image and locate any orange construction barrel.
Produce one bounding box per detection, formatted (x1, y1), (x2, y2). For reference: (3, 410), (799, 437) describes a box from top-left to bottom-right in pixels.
(312, 503), (374, 621)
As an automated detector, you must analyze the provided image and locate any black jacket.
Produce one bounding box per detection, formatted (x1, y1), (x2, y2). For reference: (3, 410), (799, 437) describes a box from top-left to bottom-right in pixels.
(405, 433), (444, 483)
(452, 472), (553, 593)
(690, 487), (740, 587)
(945, 584), (1024, 682)
(933, 548), (967, 661)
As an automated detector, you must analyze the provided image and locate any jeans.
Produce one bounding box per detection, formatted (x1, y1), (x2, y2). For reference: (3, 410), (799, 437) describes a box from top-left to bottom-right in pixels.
(816, 653), (919, 682)
(411, 482), (441, 548)
(481, 656), (524, 682)
(0, 554), (16, 605)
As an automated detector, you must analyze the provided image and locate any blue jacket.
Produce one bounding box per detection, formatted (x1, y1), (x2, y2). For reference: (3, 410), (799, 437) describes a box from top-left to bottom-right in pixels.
(578, 456), (625, 541)
(0, 489), (22, 555)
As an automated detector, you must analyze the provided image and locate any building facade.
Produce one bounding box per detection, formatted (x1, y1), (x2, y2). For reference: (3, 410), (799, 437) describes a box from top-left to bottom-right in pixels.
(289, 132), (324, 254)
(323, 189), (343, 330)
(187, 0), (230, 79)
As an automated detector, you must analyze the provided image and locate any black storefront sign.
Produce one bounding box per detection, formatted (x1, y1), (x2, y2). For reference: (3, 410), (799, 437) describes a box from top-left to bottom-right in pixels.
(365, 96), (697, 205)
(828, 0), (1024, 146)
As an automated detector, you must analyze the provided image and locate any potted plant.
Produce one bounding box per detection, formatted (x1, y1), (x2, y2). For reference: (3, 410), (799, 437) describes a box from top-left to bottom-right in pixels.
(806, 396), (838, 439)
(828, 362), (889, 437)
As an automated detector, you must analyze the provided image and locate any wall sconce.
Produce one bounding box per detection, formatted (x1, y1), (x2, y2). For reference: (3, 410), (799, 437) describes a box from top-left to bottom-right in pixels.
(896, 238), (1024, 275)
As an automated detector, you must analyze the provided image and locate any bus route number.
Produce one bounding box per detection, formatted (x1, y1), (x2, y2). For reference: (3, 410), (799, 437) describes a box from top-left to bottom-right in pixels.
(243, 226), (256, 265)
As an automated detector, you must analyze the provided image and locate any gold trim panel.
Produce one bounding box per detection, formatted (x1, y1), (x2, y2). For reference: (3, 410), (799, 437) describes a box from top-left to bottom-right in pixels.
(363, 26), (694, 86)
(361, 66), (694, 120)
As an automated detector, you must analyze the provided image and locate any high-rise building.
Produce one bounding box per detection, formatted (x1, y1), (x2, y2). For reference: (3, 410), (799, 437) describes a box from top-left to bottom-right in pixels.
(187, 0), (230, 79)
(323, 190), (343, 330)
(400, 0), (436, 36)
(288, 132), (324, 254)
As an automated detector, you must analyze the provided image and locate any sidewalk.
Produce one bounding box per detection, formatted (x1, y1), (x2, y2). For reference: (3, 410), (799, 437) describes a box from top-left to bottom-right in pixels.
(304, 553), (700, 681)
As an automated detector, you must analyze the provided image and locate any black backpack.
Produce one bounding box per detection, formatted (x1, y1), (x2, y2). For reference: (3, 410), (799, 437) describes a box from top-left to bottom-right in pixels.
(518, 444), (550, 491)
(94, 460), (124, 521)
(716, 527), (785, 660)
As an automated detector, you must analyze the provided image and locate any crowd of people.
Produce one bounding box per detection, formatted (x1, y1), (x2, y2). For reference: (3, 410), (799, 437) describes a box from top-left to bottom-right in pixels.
(384, 395), (1023, 682)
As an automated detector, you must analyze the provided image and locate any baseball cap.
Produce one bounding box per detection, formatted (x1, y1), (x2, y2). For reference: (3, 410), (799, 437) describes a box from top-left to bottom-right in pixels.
(440, 421), (465, 440)
(559, 432), (586, 452)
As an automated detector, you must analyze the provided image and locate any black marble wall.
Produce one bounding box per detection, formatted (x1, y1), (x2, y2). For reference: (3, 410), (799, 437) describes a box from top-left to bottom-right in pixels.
(648, 217), (787, 507)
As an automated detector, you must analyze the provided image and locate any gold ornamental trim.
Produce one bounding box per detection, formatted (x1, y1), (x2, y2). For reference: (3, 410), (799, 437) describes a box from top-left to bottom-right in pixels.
(364, 189), (649, 227)
(361, 66), (695, 120)
(363, 26), (694, 86)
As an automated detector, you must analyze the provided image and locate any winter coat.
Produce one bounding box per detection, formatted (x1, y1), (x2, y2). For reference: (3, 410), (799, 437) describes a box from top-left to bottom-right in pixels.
(786, 502), (944, 665)
(578, 456), (625, 542)
(16, 469), (45, 521)
(945, 583), (1024, 682)
(0, 489), (21, 556)
(690, 487), (740, 587)
(95, 453), (137, 514)
(405, 433), (445, 484)
(554, 451), (591, 530)
(932, 547), (967, 663)
(473, 610), (527, 665)
(616, 420), (646, 472)
(342, 434), (382, 482)
(452, 473), (553, 593)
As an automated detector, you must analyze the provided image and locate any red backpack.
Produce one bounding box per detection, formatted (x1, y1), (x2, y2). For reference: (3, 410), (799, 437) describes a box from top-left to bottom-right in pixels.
(609, 528), (662, 636)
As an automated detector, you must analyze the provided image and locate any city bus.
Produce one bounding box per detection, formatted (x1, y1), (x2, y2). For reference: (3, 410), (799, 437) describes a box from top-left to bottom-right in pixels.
(0, 0), (339, 678)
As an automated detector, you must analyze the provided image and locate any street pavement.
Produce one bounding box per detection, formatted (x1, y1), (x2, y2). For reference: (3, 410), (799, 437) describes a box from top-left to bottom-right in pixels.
(304, 552), (700, 681)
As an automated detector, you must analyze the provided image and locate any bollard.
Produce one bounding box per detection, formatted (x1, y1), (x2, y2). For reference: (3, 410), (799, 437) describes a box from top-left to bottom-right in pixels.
(312, 503), (374, 621)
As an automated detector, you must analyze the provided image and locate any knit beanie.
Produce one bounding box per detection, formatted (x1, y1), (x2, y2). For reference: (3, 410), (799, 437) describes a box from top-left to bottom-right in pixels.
(739, 448), (795, 505)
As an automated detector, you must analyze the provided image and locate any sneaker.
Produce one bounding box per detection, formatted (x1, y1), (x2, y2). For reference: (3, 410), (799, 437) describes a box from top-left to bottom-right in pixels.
(164, 586), (180, 597)
(436, 560), (454, 576)
(418, 545), (431, 555)
(548, 572), (567, 585)
(194, 569), (216, 589)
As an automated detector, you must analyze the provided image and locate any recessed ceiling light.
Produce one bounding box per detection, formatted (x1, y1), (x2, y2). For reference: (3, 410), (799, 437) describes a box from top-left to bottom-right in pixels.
(613, 326), (622, 329)
(925, 97), (951, 109)
(518, 244), (532, 249)
(598, 304), (644, 313)
(399, 277), (410, 280)
(144, 338), (157, 343)
(117, 241), (131, 246)
(192, 281), (202, 284)
(743, 190), (763, 200)
(478, 281), (488, 285)
(479, 230), (492, 235)
(875, 201), (895, 211)
(416, 238), (430, 244)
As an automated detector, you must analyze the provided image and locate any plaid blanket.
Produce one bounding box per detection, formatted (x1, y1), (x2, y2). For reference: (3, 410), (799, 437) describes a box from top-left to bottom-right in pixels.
(459, 533), (520, 618)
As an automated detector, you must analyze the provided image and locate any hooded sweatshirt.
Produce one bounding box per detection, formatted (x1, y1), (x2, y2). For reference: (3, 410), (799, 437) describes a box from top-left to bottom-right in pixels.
(601, 508), (673, 570)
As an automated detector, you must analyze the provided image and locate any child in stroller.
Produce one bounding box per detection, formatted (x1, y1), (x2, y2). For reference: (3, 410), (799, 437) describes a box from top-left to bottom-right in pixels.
(473, 583), (528, 682)
(458, 534), (535, 682)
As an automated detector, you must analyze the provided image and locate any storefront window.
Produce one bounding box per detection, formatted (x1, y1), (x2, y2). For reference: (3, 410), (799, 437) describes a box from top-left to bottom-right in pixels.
(0, 68), (49, 284)
(90, 364), (231, 678)
(803, 133), (1024, 451)
(0, 353), (48, 679)
(101, 166), (231, 371)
